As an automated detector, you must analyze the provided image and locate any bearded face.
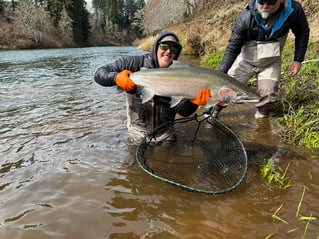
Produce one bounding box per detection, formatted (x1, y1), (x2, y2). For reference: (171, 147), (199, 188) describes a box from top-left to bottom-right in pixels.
(259, 9), (273, 19)
(256, 0), (283, 19)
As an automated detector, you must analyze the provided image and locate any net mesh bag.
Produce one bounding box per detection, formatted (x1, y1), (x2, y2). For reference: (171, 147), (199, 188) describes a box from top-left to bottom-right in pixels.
(136, 110), (248, 194)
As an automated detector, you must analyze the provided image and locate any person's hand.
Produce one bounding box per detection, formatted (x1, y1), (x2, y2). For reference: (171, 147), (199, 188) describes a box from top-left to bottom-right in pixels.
(190, 89), (211, 106)
(289, 61), (302, 77)
(115, 70), (136, 92)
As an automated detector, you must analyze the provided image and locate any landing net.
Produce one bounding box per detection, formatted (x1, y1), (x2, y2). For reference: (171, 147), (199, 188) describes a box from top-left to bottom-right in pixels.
(136, 107), (248, 194)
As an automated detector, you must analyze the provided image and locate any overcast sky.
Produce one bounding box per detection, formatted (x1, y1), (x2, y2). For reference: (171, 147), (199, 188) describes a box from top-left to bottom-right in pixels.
(86, 0), (93, 11)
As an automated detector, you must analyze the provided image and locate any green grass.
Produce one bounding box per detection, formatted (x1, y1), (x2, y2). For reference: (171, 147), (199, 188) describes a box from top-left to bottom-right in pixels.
(278, 41), (319, 149)
(277, 104), (319, 148)
(265, 186), (317, 238)
(261, 158), (291, 189)
(201, 50), (224, 69)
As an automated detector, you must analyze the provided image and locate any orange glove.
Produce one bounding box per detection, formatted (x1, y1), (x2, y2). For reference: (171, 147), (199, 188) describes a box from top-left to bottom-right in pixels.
(190, 89), (211, 106)
(115, 70), (136, 92)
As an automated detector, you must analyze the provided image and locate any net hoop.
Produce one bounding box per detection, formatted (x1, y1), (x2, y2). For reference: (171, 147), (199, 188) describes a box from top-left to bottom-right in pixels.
(136, 113), (248, 195)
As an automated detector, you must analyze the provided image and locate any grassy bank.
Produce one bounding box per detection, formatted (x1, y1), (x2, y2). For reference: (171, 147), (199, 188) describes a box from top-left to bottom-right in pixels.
(278, 41), (319, 149)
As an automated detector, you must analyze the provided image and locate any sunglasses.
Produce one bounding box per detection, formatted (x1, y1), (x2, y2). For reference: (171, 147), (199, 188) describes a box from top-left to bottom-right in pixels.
(159, 43), (179, 54)
(257, 0), (277, 5)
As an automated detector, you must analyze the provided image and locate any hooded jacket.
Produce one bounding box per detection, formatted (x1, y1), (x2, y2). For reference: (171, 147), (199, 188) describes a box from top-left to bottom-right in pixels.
(219, 0), (309, 73)
(94, 32), (197, 134)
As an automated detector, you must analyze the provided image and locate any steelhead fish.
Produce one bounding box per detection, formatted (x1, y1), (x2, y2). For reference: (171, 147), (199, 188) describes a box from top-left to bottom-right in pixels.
(130, 63), (259, 107)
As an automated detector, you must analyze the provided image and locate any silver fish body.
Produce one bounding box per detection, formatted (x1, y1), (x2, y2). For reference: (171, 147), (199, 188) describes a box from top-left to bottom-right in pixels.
(130, 63), (258, 106)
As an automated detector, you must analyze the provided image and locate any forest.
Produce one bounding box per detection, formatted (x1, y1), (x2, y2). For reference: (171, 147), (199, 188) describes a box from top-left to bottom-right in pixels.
(0, 0), (146, 49)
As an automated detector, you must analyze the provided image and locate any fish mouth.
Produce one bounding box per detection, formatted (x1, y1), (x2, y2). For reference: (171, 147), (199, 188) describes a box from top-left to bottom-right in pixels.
(231, 95), (259, 104)
(218, 96), (259, 104)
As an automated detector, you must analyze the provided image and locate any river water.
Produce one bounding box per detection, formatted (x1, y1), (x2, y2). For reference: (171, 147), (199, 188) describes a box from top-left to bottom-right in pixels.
(0, 47), (318, 239)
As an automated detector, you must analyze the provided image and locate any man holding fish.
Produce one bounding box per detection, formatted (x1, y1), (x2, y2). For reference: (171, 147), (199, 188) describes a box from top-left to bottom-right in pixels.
(94, 32), (211, 143)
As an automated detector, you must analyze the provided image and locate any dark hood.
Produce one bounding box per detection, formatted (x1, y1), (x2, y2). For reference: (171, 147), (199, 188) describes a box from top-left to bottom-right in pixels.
(151, 32), (182, 68)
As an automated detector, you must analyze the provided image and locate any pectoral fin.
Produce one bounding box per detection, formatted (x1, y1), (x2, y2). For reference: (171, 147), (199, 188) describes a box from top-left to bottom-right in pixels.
(170, 97), (182, 108)
(140, 87), (155, 104)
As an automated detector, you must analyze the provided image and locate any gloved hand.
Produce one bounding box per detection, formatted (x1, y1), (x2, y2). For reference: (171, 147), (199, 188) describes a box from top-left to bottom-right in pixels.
(190, 89), (211, 106)
(115, 70), (136, 92)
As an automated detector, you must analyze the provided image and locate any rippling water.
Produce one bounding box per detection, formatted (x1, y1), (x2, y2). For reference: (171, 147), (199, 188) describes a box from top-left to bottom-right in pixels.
(0, 47), (318, 239)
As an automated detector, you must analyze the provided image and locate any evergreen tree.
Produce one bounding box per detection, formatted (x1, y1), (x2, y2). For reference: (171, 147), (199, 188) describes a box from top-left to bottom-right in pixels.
(0, 0), (4, 16)
(92, 0), (144, 40)
(47, 0), (71, 27)
(44, 0), (89, 43)
(66, 0), (90, 43)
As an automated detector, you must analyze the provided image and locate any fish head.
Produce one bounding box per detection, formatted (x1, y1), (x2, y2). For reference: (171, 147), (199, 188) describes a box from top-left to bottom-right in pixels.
(215, 86), (260, 104)
(217, 87), (237, 104)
